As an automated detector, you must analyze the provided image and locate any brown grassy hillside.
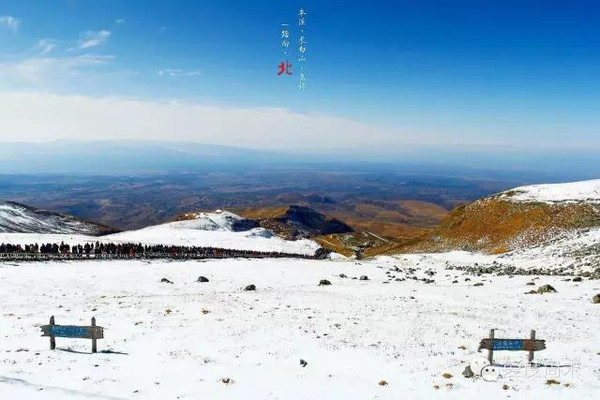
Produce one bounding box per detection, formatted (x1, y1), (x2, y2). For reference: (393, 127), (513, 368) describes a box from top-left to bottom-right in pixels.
(233, 200), (446, 240)
(403, 198), (600, 254)
(232, 203), (441, 255)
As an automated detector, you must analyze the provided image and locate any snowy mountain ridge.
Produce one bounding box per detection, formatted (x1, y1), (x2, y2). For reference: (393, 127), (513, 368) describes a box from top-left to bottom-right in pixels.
(498, 179), (600, 203)
(0, 201), (117, 236)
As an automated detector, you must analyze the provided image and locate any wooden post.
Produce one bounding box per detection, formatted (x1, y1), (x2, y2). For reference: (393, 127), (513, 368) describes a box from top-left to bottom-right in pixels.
(91, 317), (97, 353)
(528, 330), (535, 364)
(487, 329), (495, 364)
(49, 316), (56, 350)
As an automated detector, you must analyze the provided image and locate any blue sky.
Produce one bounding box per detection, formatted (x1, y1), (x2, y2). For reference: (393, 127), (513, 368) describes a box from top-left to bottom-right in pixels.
(0, 0), (599, 153)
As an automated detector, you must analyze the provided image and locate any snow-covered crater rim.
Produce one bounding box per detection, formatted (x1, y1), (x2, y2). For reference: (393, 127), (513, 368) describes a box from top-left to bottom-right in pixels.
(495, 179), (600, 204)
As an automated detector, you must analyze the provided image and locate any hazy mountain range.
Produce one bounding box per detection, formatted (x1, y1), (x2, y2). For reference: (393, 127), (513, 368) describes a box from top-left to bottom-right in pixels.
(1, 140), (600, 179)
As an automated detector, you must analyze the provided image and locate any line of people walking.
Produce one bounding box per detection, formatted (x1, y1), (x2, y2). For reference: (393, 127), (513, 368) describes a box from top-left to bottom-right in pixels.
(0, 241), (329, 260)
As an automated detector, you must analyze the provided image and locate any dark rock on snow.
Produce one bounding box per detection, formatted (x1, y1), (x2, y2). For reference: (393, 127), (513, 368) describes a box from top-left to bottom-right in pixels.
(462, 365), (474, 378)
(537, 284), (557, 294)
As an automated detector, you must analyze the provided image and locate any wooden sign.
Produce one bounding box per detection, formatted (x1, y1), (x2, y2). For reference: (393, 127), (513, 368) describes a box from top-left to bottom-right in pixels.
(41, 316), (104, 353)
(478, 329), (545, 364)
(479, 338), (546, 351)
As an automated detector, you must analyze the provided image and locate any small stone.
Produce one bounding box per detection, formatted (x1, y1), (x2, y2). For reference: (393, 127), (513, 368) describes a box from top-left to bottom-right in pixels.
(197, 276), (209, 283)
(244, 284), (256, 291)
(319, 279), (332, 286)
(359, 275), (369, 281)
(473, 283), (484, 287)
(537, 284), (557, 294)
(378, 380), (388, 386)
(572, 277), (582, 282)
(160, 278), (173, 284)
(592, 294), (600, 304)
(300, 359), (308, 367)
(339, 273), (347, 278)
(462, 365), (474, 378)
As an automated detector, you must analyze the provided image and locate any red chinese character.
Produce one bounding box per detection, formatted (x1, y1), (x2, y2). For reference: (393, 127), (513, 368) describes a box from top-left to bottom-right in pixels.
(277, 60), (293, 75)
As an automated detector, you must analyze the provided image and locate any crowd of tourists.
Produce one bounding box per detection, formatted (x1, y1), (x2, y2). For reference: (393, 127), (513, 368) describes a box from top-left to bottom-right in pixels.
(0, 241), (329, 260)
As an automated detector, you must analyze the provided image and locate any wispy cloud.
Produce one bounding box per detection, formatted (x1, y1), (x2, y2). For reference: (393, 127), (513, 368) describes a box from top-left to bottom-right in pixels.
(0, 15), (20, 32)
(0, 55), (113, 85)
(114, 18), (126, 25)
(0, 92), (403, 151)
(78, 30), (111, 49)
(35, 39), (57, 55)
(158, 68), (202, 77)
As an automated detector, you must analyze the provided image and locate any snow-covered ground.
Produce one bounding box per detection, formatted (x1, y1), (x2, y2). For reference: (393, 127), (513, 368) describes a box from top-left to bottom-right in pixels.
(400, 227), (600, 275)
(500, 179), (600, 203)
(0, 256), (598, 399)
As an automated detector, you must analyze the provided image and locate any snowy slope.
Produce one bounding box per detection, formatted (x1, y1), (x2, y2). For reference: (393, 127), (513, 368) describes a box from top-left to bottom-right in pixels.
(104, 210), (321, 255)
(500, 179), (600, 203)
(0, 257), (598, 399)
(172, 210), (259, 231)
(494, 227), (600, 274)
(0, 201), (117, 235)
(0, 209), (321, 255)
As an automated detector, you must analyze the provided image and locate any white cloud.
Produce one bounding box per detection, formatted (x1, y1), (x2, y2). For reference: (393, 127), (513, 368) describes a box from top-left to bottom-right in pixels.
(158, 68), (202, 77)
(0, 15), (20, 32)
(0, 55), (113, 85)
(0, 92), (408, 152)
(35, 39), (57, 55)
(78, 30), (111, 49)
(115, 18), (126, 25)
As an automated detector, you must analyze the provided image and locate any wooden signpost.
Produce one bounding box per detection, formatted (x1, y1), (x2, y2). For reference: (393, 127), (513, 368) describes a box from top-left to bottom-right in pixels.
(41, 316), (104, 353)
(479, 329), (545, 364)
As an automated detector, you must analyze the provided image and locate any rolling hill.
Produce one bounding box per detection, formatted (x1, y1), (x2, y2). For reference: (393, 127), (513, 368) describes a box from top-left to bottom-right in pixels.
(232, 205), (354, 240)
(405, 179), (600, 254)
(107, 209), (321, 255)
